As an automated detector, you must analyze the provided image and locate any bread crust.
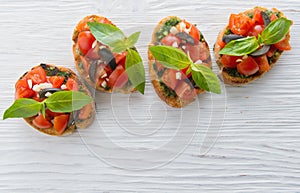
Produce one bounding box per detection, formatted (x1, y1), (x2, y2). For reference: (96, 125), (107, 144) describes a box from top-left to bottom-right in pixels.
(72, 15), (135, 94)
(149, 16), (210, 108)
(214, 6), (289, 86)
(21, 64), (95, 136)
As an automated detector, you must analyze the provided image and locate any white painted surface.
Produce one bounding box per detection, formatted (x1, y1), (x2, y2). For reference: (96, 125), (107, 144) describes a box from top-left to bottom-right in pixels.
(0, 0), (300, 192)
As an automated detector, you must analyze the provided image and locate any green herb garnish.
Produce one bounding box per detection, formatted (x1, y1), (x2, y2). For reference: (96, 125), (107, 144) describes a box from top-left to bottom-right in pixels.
(87, 22), (145, 94)
(3, 91), (92, 120)
(149, 45), (221, 94)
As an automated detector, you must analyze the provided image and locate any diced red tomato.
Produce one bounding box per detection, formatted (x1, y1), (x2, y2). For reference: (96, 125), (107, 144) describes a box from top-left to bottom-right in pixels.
(86, 45), (100, 60)
(78, 103), (92, 120)
(254, 55), (270, 73)
(53, 114), (69, 135)
(32, 114), (52, 129)
(107, 65), (128, 89)
(161, 69), (179, 90)
(229, 13), (254, 36)
(221, 55), (243, 68)
(252, 9), (264, 25)
(176, 21), (200, 41)
(274, 37), (291, 51)
(160, 34), (181, 47)
(175, 80), (196, 101)
(78, 31), (96, 55)
(237, 56), (259, 76)
(66, 78), (79, 91)
(247, 25), (264, 37)
(46, 109), (63, 118)
(270, 14), (278, 21)
(25, 66), (47, 85)
(185, 42), (209, 62)
(49, 76), (64, 88)
(266, 45), (277, 57)
(15, 79), (35, 99)
(114, 52), (127, 68)
(181, 66), (192, 78)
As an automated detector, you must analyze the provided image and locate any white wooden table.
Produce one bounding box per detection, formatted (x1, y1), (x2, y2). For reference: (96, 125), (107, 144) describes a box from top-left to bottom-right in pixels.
(0, 0), (299, 192)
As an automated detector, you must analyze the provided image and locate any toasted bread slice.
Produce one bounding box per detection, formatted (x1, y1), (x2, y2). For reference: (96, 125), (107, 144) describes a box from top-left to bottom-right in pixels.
(214, 7), (291, 86)
(72, 15), (135, 93)
(149, 16), (211, 108)
(20, 64), (95, 136)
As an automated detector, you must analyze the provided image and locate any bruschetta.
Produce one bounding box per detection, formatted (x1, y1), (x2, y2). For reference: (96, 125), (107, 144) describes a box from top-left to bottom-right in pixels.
(8, 63), (95, 136)
(214, 7), (292, 85)
(148, 16), (216, 108)
(72, 15), (143, 93)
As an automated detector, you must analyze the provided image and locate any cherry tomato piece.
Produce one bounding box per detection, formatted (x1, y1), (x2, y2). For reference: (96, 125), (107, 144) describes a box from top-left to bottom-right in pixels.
(78, 103), (92, 120)
(25, 66), (47, 85)
(49, 76), (65, 88)
(160, 34), (181, 47)
(221, 55), (243, 69)
(15, 79), (35, 99)
(237, 56), (259, 76)
(274, 37), (291, 51)
(78, 31), (96, 55)
(247, 25), (264, 37)
(175, 80), (196, 101)
(66, 78), (79, 91)
(254, 55), (270, 73)
(32, 114), (52, 129)
(53, 114), (69, 135)
(161, 69), (179, 90)
(253, 9), (264, 25)
(107, 65), (128, 89)
(229, 13), (253, 36)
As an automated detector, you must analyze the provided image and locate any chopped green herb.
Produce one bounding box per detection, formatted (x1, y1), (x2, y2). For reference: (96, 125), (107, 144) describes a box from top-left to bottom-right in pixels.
(226, 68), (247, 79)
(246, 12), (254, 19)
(156, 17), (181, 41)
(224, 28), (232, 35)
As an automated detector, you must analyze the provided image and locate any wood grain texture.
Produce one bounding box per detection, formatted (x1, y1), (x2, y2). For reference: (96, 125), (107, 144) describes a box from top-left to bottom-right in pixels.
(0, 0), (300, 192)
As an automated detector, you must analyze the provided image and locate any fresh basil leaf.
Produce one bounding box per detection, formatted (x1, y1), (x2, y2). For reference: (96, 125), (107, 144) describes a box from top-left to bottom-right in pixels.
(125, 48), (146, 94)
(219, 36), (259, 56)
(126, 31), (140, 49)
(41, 103), (46, 118)
(149, 45), (191, 70)
(46, 91), (93, 113)
(261, 17), (292, 45)
(3, 98), (42, 119)
(191, 64), (221, 94)
(87, 22), (125, 48)
(110, 39), (128, 53)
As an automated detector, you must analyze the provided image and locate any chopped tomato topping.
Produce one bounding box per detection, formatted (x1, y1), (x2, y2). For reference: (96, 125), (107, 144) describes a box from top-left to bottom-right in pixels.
(237, 56), (259, 76)
(274, 37), (291, 51)
(114, 52), (127, 68)
(161, 69), (179, 90)
(78, 103), (92, 120)
(185, 42), (209, 62)
(45, 109), (63, 118)
(53, 114), (69, 135)
(15, 79), (35, 99)
(66, 78), (79, 91)
(221, 55), (243, 69)
(155, 61), (165, 72)
(229, 13), (254, 36)
(252, 9), (264, 25)
(32, 114), (52, 129)
(80, 55), (90, 74)
(25, 66), (47, 85)
(78, 31), (96, 56)
(49, 76), (64, 88)
(107, 65), (128, 89)
(175, 80), (196, 101)
(175, 21), (200, 41)
(254, 55), (270, 73)
(160, 34), (181, 47)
